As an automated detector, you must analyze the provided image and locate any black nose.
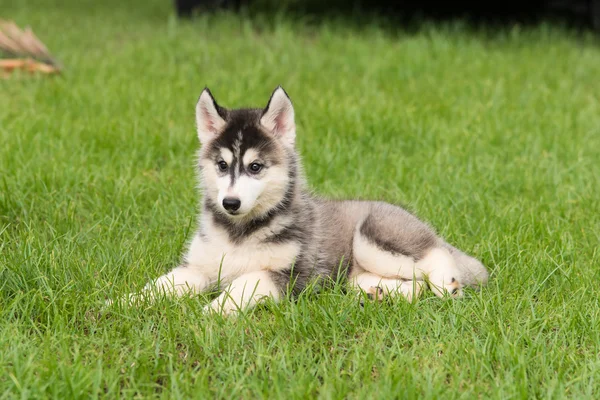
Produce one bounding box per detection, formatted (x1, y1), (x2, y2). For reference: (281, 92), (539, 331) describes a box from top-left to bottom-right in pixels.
(222, 197), (241, 212)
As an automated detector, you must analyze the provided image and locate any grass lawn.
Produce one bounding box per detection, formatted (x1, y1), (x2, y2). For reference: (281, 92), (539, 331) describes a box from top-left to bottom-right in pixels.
(2, 0), (600, 398)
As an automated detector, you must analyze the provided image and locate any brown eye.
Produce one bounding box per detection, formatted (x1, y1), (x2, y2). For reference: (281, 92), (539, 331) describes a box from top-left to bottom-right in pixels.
(217, 161), (228, 172)
(249, 163), (263, 173)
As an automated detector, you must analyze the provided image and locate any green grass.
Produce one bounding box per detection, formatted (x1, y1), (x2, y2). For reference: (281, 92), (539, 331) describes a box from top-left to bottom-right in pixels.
(2, 0), (600, 398)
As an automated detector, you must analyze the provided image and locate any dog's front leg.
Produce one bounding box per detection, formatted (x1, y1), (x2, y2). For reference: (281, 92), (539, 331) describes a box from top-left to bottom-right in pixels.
(146, 265), (211, 297)
(108, 266), (211, 306)
(205, 270), (281, 315)
(137, 233), (212, 301)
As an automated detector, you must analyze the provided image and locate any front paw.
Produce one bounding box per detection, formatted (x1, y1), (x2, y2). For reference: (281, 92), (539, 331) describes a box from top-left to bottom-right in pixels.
(203, 294), (243, 316)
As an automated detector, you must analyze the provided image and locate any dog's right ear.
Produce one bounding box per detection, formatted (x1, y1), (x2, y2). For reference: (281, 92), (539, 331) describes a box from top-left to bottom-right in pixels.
(196, 88), (226, 144)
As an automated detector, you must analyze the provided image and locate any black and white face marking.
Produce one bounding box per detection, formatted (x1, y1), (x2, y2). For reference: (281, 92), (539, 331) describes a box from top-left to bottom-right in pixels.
(212, 143), (274, 216)
(196, 86), (296, 220)
(200, 122), (291, 219)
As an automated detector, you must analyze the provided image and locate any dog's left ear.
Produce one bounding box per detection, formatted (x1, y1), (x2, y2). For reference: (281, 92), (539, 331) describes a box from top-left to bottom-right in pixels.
(261, 86), (295, 146)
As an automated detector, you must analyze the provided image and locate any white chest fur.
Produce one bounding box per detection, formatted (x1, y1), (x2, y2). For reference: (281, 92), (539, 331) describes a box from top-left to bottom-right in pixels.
(184, 215), (300, 283)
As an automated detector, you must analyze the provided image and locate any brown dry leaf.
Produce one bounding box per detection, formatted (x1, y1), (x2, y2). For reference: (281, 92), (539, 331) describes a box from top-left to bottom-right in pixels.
(0, 58), (27, 70)
(0, 58), (59, 77)
(0, 19), (61, 77)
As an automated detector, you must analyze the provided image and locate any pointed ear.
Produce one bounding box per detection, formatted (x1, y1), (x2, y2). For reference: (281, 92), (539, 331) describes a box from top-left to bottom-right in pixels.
(260, 86), (295, 146)
(195, 88), (226, 144)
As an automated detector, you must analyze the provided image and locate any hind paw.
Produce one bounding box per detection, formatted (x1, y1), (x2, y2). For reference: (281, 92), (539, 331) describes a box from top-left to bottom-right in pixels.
(366, 286), (385, 301)
(429, 277), (463, 298)
(359, 286), (385, 307)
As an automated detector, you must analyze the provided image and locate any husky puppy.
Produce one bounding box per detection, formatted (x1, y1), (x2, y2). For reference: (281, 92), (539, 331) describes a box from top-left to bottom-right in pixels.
(126, 87), (488, 314)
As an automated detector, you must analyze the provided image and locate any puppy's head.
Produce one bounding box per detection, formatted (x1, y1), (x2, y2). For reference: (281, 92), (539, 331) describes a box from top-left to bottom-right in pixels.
(196, 87), (296, 220)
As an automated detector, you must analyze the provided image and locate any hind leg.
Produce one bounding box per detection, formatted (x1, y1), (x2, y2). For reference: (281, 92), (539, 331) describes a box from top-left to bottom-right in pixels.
(353, 204), (464, 298)
(350, 271), (425, 302)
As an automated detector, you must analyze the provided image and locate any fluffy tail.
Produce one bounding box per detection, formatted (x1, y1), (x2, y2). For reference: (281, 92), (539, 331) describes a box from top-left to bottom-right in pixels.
(443, 243), (489, 287)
